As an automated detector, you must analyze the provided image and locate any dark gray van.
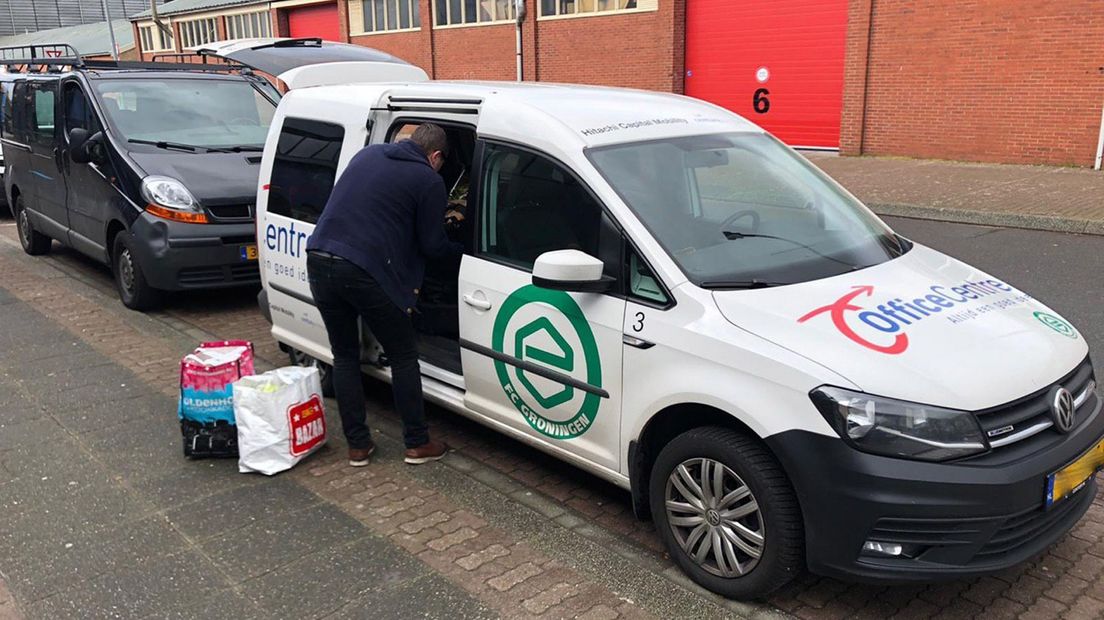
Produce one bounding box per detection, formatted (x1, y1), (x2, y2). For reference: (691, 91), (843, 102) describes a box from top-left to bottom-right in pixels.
(1, 46), (278, 309)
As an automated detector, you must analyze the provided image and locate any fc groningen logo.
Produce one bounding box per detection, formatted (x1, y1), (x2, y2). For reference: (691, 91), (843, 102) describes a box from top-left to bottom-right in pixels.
(491, 285), (602, 439)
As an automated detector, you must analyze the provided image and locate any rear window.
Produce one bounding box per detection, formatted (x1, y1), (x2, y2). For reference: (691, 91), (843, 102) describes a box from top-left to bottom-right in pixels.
(267, 117), (344, 224)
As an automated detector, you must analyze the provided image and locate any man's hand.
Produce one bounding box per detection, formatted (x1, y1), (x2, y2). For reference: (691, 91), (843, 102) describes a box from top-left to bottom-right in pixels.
(445, 209), (465, 225)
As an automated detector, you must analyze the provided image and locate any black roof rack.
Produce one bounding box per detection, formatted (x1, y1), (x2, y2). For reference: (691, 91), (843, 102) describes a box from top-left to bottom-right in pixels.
(0, 43), (83, 72)
(0, 43), (253, 76)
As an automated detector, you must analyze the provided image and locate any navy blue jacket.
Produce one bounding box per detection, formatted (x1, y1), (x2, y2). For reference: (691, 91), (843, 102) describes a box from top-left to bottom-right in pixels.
(307, 140), (462, 312)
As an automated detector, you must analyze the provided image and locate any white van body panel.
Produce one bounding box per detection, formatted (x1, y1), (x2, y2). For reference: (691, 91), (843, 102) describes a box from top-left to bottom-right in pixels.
(278, 62), (428, 89)
(713, 243), (1089, 411)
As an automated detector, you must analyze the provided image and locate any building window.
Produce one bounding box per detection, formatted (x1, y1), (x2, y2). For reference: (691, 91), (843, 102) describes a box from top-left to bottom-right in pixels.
(226, 11), (272, 39)
(139, 24), (174, 51)
(435, 0), (516, 26)
(179, 17), (220, 48)
(539, 0), (650, 18)
(352, 0), (420, 33)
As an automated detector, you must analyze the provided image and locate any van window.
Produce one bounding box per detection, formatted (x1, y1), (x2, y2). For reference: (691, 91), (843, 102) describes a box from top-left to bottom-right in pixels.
(63, 83), (98, 136)
(627, 246), (669, 305)
(93, 78), (275, 149)
(268, 117), (344, 224)
(588, 133), (906, 288)
(479, 143), (608, 270)
(31, 82), (56, 145)
(0, 81), (14, 138)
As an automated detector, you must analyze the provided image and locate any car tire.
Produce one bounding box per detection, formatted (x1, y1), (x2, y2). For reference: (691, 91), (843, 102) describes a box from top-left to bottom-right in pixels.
(289, 348), (335, 397)
(14, 196), (51, 256)
(649, 426), (804, 600)
(112, 233), (161, 311)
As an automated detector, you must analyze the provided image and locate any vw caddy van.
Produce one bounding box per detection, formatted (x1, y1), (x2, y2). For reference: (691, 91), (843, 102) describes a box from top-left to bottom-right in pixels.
(255, 74), (1099, 598)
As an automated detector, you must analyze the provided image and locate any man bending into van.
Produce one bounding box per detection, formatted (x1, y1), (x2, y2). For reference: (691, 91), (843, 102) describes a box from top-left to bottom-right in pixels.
(306, 123), (462, 467)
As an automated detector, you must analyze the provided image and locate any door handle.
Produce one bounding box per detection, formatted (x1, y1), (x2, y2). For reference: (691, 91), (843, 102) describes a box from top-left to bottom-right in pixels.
(463, 293), (492, 311)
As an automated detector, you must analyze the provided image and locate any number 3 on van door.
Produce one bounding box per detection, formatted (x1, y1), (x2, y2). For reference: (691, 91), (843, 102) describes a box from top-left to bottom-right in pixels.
(632, 312), (645, 332)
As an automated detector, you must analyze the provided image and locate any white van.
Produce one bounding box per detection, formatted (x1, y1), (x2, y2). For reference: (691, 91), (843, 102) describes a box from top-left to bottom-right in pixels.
(255, 73), (1099, 598)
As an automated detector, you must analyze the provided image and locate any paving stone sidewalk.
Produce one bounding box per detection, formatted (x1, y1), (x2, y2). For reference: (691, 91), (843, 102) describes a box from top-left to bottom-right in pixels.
(809, 155), (1104, 235)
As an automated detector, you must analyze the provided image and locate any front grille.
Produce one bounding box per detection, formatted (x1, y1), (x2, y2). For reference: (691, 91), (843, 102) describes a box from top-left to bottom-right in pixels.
(205, 203), (253, 222)
(973, 491), (1091, 562)
(178, 263), (259, 287)
(865, 481), (1095, 567)
(974, 358), (1096, 452)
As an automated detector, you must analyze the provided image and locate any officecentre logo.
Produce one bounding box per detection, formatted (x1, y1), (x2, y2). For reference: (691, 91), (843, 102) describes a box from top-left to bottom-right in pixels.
(491, 285), (603, 439)
(798, 279), (1038, 354)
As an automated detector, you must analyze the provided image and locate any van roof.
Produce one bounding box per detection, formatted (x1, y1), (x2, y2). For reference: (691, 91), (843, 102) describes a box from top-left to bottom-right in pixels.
(288, 80), (762, 149)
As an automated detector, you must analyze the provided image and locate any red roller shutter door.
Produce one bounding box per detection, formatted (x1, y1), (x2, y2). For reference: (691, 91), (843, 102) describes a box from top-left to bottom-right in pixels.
(286, 2), (341, 41)
(685, 0), (847, 149)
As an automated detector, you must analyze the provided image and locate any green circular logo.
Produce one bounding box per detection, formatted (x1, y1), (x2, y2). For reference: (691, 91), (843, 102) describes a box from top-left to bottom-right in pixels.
(1034, 311), (1078, 339)
(491, 285), (602, 439)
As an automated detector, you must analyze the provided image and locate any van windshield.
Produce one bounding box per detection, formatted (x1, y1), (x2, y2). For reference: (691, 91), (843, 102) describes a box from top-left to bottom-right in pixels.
(587, 133), (906, 288)
(93, 78), (275, 150)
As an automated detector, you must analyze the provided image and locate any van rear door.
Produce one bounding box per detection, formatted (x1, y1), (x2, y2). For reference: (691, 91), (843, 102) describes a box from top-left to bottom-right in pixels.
(258, 89), (394, 362)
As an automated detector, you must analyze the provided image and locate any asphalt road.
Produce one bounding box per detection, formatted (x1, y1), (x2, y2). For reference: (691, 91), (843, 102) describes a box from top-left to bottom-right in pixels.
(885, 216), (1103, 359)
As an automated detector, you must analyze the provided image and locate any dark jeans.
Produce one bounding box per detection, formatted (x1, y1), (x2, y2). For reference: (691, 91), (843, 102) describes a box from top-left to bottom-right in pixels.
(306, 253), (429, 450)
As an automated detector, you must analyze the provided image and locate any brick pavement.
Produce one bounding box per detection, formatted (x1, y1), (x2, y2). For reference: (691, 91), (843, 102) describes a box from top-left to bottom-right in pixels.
(810, 154), (1104, 235)
(3, 212), (1104, 618)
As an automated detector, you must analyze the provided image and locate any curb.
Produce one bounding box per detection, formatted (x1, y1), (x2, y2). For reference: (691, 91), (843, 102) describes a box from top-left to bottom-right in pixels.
(869, 203), (1104, 236)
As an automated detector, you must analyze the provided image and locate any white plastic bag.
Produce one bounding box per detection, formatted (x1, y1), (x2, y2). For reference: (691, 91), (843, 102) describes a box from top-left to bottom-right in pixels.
(234, 366), (327, 475)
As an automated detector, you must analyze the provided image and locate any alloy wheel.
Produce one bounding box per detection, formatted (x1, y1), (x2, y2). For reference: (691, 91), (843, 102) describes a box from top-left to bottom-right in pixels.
(665, 457), (766, 578)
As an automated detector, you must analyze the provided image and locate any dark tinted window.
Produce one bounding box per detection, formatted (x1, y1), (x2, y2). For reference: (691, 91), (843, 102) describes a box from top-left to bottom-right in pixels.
(268, 117), (344, 224)
(63, 83), (98, 135)
(0, 81), (15, 138)
(479, 142), (616, 275)
(31, 82), (56, 146)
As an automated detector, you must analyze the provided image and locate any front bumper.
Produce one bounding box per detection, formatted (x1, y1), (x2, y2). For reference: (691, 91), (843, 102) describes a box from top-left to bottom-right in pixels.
(767, 389), (1103, 583)
(129, 213), (259, 291)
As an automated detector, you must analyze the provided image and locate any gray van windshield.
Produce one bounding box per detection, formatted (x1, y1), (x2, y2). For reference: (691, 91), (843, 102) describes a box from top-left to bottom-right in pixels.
(93, 78), (275, 149)
(587, 133), (905, 288)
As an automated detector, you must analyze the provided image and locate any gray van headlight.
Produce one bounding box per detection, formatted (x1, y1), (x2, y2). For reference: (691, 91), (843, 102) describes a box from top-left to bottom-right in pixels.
(141, 176), (207, 224)
(810, 386), (988, 462)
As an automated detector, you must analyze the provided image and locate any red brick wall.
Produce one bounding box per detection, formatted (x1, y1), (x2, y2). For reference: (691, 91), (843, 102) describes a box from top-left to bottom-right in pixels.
(535, 6), (682, 92)
(339, 1), (684, 91)
(842, 0), (1104, 167)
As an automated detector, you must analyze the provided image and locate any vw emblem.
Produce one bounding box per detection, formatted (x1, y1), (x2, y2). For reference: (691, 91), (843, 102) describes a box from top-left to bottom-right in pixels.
(1050, 387), (1075, 434)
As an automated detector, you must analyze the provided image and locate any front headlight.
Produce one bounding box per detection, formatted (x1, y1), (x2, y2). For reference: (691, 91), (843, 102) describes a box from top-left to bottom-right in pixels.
(810, 386), (988, 462)
(140, 176), (207, 223)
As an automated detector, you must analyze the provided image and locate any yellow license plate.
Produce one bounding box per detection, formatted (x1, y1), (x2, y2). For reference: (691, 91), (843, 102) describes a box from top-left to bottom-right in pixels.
(1047, 438), (1104, 507)
(241, 244), (258, 261)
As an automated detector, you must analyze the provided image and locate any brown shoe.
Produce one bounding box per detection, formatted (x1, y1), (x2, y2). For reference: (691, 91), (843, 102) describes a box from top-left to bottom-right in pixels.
(404, 439), (448, 465)
(349, 443), (376, 467)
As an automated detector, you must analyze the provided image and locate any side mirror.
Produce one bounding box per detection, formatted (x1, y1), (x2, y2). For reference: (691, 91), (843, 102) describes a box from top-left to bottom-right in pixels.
(532, 250), (613, 293)
(69, 129), (105, 165)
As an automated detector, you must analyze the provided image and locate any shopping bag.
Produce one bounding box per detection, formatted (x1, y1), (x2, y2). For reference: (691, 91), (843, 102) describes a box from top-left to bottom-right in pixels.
(234, 366), (327, 475)
(178, 340), (255, 458)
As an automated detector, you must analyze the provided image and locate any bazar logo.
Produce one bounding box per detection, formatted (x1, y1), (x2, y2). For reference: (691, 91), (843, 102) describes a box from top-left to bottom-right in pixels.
(491, 285), (602, 439)
(798, 280), (1016, 354)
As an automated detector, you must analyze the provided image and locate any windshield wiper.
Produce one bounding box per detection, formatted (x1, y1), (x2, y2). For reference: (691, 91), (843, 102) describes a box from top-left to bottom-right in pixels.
(127, 139), (262, 153)
(699, 279), (789, 290)
(721, 230), (856, 269)
(128, 138), (198, 152)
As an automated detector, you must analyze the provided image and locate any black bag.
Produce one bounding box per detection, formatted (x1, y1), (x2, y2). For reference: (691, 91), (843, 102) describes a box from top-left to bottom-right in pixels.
(181, 419), (239, 458)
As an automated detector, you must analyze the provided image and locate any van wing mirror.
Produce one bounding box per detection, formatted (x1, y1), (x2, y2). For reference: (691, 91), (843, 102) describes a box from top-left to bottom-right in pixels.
(532, 250), (613, 293)
(70, 130), (105, 165)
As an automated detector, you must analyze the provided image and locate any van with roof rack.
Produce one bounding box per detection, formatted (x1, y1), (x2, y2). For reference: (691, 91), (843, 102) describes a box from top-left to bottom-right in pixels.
(255, 73), (1099, 599)
(0, 38), (412, 310)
